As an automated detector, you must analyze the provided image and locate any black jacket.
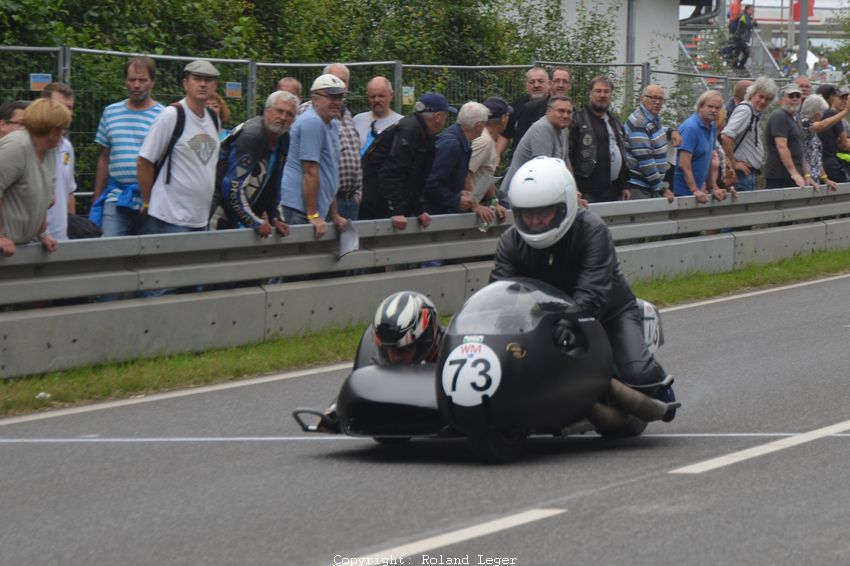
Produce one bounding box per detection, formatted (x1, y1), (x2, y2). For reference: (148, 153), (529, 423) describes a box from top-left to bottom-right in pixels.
(360, 112), (436, 219)
(568, 106), (629, 202)
(489, 208), (635, 321)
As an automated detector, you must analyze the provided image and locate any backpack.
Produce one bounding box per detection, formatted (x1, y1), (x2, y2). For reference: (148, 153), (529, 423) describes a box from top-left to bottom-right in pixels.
(730, 102), (757, 152)
(153, 102), (220, 185)
(362, 121), (398, 171)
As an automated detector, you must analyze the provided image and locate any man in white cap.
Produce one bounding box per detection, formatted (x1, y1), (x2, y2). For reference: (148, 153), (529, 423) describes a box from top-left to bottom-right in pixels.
(279, 73), (348, 238)
(137, 59), (221, 235)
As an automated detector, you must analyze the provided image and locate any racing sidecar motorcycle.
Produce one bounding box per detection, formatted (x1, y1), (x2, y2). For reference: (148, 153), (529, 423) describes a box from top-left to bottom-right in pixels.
(293, 278), (678, 463)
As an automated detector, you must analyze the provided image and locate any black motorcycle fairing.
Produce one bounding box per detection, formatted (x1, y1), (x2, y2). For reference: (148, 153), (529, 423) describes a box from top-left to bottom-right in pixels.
(336, 364), (444, 437)
(437, 278), (613, 436)
(352, 326), (380, 371)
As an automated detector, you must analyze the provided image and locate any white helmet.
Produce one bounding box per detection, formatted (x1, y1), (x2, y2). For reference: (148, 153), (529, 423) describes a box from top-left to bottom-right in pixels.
(507, 156), (578, 249)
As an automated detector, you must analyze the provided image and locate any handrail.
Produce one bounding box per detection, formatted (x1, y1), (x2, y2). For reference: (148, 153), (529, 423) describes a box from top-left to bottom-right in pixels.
(678, 40), (710, 90)
(751, 29), (782, 75)
(3, 185), (849, 305)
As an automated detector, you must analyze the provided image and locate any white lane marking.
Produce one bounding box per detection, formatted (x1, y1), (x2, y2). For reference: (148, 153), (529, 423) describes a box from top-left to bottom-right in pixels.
(0, 363), (351, 426)
(336, 508), (564, 566)
(660, 272), (850, 313)
(0, 436), (361, 444)
(670, 419), (850, 474)
(4, 432), (850, 445)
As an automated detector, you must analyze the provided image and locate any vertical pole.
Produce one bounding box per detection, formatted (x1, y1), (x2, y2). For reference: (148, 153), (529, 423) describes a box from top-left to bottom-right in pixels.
(787, 0), (794, 54)
(247, 60), (257, 118)
(393, 60), (403, 114)
(798, 0), (809, 76)
(60, 45), (71, 84)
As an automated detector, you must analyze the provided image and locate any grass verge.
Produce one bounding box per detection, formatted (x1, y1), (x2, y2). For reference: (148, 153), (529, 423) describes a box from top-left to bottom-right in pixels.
(3, 247), (850, 418)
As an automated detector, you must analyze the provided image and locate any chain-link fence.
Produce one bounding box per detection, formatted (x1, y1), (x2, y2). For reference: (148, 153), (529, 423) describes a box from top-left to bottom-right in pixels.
(255, 61), (398, 117)
(651, 68), (791, 129)
(0, 45), (799, 198)
(398, 64), (530, 114)
(64, 49), (252, 193)
(0, 46), (63, 102)
(536, 61), (649, 123)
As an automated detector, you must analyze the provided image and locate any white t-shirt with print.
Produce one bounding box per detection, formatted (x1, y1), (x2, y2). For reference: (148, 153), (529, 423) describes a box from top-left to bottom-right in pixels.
(139, 98), (219, 228)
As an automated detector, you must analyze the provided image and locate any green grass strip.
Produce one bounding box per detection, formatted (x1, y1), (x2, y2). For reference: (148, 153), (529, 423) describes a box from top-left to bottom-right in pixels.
(3, 247), (850, 418)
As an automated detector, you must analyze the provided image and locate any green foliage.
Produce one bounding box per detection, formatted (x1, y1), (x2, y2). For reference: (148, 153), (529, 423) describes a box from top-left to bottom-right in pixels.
(0, 0), (268, 59)
(0, 0), (614, 66)
(0, 0), (624, 191)
(512, 0), (618, 65)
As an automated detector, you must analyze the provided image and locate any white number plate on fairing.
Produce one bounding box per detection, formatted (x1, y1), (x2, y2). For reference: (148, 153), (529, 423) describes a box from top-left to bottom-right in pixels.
(440, 342), (502, 407)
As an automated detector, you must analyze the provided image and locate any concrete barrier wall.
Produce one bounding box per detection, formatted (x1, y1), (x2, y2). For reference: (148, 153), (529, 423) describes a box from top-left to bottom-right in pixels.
(3, 188), (850, 378)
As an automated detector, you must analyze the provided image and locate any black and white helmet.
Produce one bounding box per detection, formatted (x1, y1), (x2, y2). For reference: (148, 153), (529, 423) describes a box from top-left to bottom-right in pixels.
(372, 291), (440, 364)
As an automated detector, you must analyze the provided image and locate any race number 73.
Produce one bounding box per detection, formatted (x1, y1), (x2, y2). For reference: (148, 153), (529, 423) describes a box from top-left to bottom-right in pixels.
(440, 342), (502, 407)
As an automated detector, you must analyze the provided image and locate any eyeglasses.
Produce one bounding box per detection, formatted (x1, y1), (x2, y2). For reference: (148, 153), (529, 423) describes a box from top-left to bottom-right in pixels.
(644, 95), (666, 102)
(314, 92), (346, 101)
(786, 92), (802, 99)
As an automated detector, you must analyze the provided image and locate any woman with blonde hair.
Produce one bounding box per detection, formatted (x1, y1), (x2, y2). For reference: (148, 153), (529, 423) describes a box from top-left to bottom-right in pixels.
(0, 97), (72, 256)
(206, 92), (231, 140)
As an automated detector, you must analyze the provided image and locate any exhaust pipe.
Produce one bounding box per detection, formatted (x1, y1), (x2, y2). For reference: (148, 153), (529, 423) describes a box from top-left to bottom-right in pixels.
(586, 402), (630, 431)
(609, 379), (671, 422)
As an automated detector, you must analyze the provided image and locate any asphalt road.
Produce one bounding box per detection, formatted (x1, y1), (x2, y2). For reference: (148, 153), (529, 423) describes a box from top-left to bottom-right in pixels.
(2, 274), (850, 566)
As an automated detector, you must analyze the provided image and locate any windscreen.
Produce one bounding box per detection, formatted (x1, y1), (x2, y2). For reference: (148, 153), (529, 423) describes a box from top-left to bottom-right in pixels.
(448, 278), (576, 335)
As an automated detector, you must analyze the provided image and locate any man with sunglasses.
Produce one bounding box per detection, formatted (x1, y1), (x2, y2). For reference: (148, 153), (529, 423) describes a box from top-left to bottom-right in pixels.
(280, 73), (349, 239)
(764, 84), (813, 189)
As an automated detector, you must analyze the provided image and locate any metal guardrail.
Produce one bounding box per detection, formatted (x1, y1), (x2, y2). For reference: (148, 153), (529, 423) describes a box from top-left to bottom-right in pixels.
(2, 186), (850, 379)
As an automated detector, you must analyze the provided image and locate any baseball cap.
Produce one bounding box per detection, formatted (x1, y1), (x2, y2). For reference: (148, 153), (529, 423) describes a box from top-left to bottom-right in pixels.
(184, 60), (220, 78)
(482, 96), (513, 118)
(782, 83), (802, 96)
(414, 92), (458, 114)
(838, 86), (850, 97)
(310, 74), (347, 95)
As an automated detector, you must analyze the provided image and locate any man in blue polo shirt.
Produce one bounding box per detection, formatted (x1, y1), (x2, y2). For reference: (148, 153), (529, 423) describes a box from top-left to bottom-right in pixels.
(280, 74), (348, 239)
(674, 90), (728, 204)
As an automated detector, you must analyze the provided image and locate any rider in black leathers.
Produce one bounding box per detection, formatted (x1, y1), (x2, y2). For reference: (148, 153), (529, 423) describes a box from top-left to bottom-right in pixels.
(491, 156), (675, 418)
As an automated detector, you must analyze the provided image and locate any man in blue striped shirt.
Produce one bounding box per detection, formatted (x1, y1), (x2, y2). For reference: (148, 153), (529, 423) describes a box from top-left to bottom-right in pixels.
(624, 84), (680, 203)
(90, 57), (164, 236)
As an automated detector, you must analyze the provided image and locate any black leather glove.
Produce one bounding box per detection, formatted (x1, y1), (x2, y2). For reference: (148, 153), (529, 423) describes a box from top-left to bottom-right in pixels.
(553, 319), (577, 350)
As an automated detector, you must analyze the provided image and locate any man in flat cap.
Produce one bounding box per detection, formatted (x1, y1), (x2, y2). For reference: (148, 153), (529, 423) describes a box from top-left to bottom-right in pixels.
(138, 59), (221, 237)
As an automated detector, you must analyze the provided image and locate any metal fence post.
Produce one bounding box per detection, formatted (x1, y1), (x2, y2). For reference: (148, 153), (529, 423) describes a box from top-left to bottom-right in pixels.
(641, 62), (651, 92)
(247, 60), (257, 118)
(60, 45), (71, 84)
(393, 60), (403, 113)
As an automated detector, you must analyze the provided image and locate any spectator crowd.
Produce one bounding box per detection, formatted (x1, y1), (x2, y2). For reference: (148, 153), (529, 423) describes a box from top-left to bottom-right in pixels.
(2, 57), (848, 268)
